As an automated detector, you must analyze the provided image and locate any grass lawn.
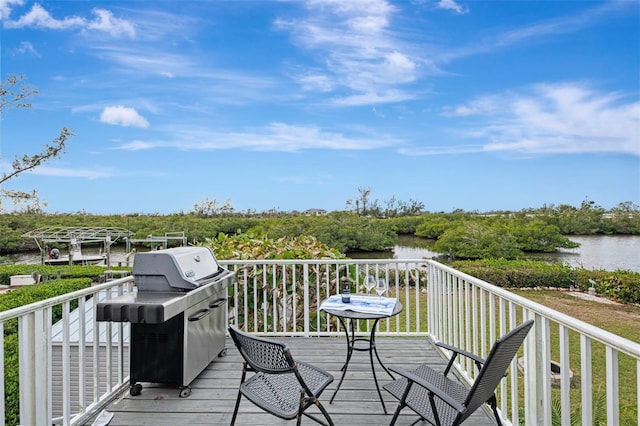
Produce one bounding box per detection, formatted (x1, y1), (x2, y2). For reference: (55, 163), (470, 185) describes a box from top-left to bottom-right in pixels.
(510, 289), (640, 343)
(511, 289), (640, 424)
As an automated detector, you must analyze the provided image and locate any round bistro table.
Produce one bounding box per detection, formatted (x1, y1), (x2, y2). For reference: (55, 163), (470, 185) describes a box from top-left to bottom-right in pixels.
(320, 298), (403, 414)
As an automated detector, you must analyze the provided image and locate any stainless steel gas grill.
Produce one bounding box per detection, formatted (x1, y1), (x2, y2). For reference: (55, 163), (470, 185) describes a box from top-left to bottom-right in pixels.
(96, 246), (235, 397)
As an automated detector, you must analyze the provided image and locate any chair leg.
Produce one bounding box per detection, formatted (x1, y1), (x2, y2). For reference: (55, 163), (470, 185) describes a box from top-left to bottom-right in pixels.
(390, 380), (413, 426)
(428, 393), (442, 426)
(230, 389), (242, 426)
(389, 401), (405, 426)
(230, 367), (248, 426)
(314, 399), (335, 426)
(488, 394), (502, 426)
(297, 390), (305, 426)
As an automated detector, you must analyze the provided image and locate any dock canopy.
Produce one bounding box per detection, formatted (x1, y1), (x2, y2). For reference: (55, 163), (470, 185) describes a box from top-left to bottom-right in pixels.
(23, 226), (133, 266)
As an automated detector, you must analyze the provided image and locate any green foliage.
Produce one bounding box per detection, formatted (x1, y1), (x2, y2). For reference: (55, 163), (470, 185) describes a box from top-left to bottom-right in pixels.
(4, 334), (18, 426)
(574, 269), (640, 304)
(385, 215), (425, 234)
(0, 278), (92, 312)
(0, 278), (92, 333)
(415, 211), (475, 239)
(428, 215), (579, 260)
(550, 386), (607, 426)
(1, 200), (638, 261)
(242, 212), (398, 252)
(202, 232), (345, 260)
(0, 264), (110, 286)
(453, 259), (640, 304)
(539, 200), (640, 235)
(454, 259), (579, 289)
(433, 221), (524, 259)
(508, 218), (579, 252)
(200, 232), (346, 332)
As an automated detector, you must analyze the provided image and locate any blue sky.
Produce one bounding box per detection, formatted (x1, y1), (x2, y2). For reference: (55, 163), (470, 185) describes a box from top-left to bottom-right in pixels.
(1, 0), (638, 215)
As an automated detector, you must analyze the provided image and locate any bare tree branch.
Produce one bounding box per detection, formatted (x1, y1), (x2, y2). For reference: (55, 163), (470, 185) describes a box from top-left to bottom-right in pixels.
(1, 127), (74, 185)
(0, 74), (38, 113)
(0, 74), (74, 211)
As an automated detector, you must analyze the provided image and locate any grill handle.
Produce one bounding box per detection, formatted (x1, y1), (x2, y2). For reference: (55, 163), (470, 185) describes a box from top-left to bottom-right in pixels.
(209, 298), (227, 309)
(188, 308), (211, 322)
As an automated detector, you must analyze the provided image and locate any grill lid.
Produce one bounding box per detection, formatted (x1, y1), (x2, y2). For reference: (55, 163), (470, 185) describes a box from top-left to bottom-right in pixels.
(133, 246), (223, 292)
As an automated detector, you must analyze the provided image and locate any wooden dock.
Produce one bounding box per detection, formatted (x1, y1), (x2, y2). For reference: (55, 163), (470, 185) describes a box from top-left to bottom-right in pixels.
(94, 336), (497, 425)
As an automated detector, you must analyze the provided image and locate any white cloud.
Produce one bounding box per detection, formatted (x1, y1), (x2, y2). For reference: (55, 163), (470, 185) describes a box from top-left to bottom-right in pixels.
(115, 122), (403, 152)
(84, 8), (136, 38)
(436, 0), (468, 15)
(0, 0), (23, 20)
(333, 90), (415, 106)
(9, 40), (39, 57)
(2, 3), (135, 38)
(31, 166), (112, 179)
(442, 95), (501, 117)
(398, 144), (482, 156)
(383, 51), (416, 83)
(440, 83), (640, 156)
(298, 73), (334, 92)
(100, 106), (150, 128)
(276, 0), (419, 105)
(439, 1), (634, 63)
(116, 140), (155, 151)
(3, 3), (84, 29)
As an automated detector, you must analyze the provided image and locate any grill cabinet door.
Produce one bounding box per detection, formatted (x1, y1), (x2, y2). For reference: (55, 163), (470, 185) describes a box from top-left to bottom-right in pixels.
(183, 298), (212, 385)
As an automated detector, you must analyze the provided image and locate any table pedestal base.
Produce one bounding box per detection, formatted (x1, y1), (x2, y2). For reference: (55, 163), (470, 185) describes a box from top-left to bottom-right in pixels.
(329, 316), (395, 414)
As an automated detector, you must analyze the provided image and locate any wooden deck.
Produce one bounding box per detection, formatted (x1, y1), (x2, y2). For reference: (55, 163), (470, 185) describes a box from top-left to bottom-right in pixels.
(94, 336), (497, 426)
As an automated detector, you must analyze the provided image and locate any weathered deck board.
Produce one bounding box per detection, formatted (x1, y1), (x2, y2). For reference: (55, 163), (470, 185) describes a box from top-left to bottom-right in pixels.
(94, 336), (497, 426)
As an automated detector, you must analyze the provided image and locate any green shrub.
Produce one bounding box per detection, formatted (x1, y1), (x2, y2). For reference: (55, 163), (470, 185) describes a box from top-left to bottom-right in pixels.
(453, 259), (577, 288)
(453, 259), (640, 304)
(4, 334), (18, 426)
(574, 269), (640, 304)
(0, 265), (117, 286)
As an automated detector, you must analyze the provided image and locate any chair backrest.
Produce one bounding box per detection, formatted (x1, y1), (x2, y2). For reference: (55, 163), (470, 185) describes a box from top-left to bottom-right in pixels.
(460, 320), (534, 422)
(228, 326), (295, 374)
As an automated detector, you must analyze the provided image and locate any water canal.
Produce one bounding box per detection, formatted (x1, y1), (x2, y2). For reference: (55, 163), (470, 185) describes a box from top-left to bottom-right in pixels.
(1, 235), (638, 272)
(356, 234), (640, 273)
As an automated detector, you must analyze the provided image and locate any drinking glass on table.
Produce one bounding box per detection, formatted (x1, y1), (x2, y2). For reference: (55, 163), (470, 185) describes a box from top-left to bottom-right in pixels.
(375, 279), (388, 302)
(364, 275), (376, 295)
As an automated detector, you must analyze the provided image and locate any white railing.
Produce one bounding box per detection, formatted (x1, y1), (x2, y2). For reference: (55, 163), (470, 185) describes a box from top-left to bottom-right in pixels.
(427, 260), (640, 426)
(223, 259), (428, 337)
(1, 259), (638, 425)
(0, 276), (134, 426)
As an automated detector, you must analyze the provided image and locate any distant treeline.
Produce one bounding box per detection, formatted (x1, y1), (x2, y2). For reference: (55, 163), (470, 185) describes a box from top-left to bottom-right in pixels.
(1, 200), (638, 260)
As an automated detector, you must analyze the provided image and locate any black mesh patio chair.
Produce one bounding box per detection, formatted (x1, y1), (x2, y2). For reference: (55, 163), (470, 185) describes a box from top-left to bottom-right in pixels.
(228, 327), (335, 426)
(384, 320), (534, 426)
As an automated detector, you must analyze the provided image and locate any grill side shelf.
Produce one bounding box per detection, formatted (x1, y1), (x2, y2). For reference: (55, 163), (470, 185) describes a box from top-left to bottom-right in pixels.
(96, 291), (191, 324)
(97, 298), (167, 323)
(96, 270), (236, 324)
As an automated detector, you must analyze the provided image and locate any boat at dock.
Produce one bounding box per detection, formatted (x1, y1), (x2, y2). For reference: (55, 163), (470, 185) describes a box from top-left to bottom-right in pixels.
(44, 242), (106, 266)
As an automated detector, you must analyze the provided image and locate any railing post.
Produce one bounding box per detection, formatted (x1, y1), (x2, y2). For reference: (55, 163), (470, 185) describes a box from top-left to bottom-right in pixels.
(509, 302), (519, 426)
(78, 297), (87, 418)
(62, 301), (71, 424)
(303, 263), (310, 337)
(559, 324), (571, 426)
(606, 347), (620, 426)
(19, 310), (51, 426)
(524, 311), (549, 425)
(427, 263), (436, 338)
(581, 335), (593, 425)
